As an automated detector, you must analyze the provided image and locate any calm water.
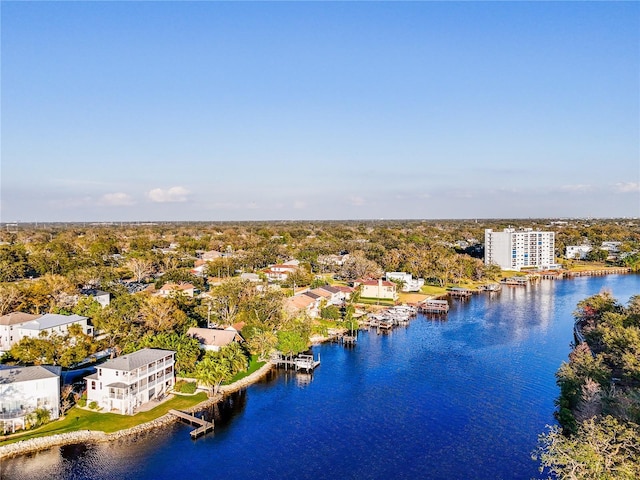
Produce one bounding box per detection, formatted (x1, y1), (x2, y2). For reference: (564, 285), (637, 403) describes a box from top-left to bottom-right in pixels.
(2, 275), (639, 480)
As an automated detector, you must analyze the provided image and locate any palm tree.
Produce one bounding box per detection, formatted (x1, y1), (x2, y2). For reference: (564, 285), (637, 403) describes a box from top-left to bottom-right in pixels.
(196, 354), (231, 397)
(221, 343), (249, 376)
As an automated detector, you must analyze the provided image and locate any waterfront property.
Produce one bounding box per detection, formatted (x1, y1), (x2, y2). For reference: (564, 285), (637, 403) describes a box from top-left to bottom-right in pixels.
(186, 327), (244, 352)
(0, 365), (61, 433)
(484, 227), (555, 271)
(84, 348), (175, 415)
(385, 272), (425, 292)
(356, 279), (398, 301)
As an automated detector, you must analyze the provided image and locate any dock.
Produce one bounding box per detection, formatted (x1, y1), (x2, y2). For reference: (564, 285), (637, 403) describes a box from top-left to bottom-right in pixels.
(418, 299), (449, 314)
(447, 287), (473, 298)
(271, 352), (321, 372)
(169, 409), (214, 439)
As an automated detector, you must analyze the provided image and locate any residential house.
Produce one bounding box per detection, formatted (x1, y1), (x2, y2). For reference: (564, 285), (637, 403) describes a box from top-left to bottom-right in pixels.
(0, 365), (61, 433)
(186, 327), (244, 352)
(565, 245), (592, 260)
(157, 283), (198, 298)
(18, 314), (93, 341)
(358, 279), (398, 301)
(385, 272), (425, 292)
(285, 294), (318, 318)
(80, 288), (111, 308)
(240, 272), (261, 282)
(263, 264), (298, 282)
(0, 312), (41, 353)
(84, 348), (175, 415)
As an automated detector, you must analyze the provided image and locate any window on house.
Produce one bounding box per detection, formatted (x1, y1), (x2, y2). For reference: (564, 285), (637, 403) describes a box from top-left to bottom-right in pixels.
(91, 381), (96, 390)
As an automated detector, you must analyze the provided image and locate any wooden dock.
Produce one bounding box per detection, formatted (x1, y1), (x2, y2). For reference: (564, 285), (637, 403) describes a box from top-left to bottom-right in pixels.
(272, 353), (321, 372)
(169, 409), (214, 439)
(418, 299), (449, 314)
(447, 287), (473, 298)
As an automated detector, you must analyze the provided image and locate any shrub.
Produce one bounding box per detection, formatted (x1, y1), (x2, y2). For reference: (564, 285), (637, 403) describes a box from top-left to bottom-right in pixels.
(178, 381), (197, 394)
(77, 394), (87, 407)
(88, 401), (98, 410)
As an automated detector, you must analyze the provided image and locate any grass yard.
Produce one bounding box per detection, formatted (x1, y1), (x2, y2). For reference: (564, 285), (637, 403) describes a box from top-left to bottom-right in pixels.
(0, 392), (208, 446)
(223, 355), (266, 385)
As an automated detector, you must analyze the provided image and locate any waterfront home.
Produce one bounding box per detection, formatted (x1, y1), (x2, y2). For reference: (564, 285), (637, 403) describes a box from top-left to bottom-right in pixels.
(17, 313), (93, 340)
(186, 327), (244, 352)
(0, 365), (61, 433)
(385, 272), (425, 292)
(285, 294), (318, 318)
(315, 285), (348, 304)
(565, 245), (592, 260)
(356, 279), (398, 301)
(84, 348), (175, 415)
(0, 312), (41, 353)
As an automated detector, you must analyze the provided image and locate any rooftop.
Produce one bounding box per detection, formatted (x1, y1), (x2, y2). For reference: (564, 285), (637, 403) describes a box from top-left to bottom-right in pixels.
(19, 313), (88, 331)
(0, 312), (41, 326)
(0, 365), (61, 384)
(100, 348), (174, 372)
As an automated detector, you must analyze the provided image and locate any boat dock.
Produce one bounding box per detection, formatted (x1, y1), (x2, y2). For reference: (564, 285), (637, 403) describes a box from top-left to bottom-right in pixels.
(271, 353), (321, 372)
(447, 287), (473, 298)
(478, 283), (502, 293)
(169, 409), (214, 439)
(418, 299), (449, 314)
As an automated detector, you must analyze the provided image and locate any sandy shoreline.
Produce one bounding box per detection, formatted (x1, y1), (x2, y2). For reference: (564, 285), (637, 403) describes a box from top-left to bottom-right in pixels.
(0, 361), (275, 460)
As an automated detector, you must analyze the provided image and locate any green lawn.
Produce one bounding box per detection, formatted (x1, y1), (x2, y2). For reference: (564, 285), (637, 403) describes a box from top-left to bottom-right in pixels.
(223, 355), (266, 385)
(0, 392), (208, 447)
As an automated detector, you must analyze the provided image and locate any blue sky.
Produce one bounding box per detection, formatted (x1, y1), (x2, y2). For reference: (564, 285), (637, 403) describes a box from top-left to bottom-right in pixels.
(1, 1), (639, 222)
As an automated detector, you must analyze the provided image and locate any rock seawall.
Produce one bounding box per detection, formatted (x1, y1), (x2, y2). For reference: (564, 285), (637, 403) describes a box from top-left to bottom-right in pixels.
(0, 362), (274, 460)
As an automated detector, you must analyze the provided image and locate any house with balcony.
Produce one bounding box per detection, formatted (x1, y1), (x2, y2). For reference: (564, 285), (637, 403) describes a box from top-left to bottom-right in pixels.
(0, 312), (41, 354)
(385, 272), (425, 292)
(84, 348), (175, 415)
(0, 365), (61, 433)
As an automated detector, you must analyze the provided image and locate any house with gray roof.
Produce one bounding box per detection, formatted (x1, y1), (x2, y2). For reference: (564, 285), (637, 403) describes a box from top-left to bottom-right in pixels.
(0, 365), (61, 433)
(187, 327), (244, 352)
(0, 312), (41, 353)
(84, 348), (175, 415)
(17, 313), (93, 340)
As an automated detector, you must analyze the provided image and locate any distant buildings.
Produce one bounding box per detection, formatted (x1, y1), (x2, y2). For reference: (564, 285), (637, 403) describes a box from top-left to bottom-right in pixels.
(484, 228), (555, 271)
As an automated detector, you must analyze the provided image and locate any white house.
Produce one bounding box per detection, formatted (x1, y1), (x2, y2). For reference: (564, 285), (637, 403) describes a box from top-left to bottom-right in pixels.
(18, 314), (93, 340)
(484, 228), (555, 271)
(80, 289), (111, 308)
(84, 348), (175, 415)
(0, 365), (61, 433)
(263, 264), (298, 282)
(566, 245), (592, 260)
(0, 312), (41, 353)
(385, 272), (425, 292)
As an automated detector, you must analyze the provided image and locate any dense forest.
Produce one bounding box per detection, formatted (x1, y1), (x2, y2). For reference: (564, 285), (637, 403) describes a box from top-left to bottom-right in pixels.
(535, 292), (640, 479)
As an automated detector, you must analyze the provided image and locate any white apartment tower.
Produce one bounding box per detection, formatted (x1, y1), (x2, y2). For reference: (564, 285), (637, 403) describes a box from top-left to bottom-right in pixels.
(484, 228), (555, 271)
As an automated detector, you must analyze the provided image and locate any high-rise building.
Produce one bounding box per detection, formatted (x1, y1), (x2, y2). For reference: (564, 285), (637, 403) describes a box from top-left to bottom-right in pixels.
(484, 228), (555, 271)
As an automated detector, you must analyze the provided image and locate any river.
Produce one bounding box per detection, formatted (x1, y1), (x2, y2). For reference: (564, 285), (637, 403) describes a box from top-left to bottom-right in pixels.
(2, 275), (639, 480)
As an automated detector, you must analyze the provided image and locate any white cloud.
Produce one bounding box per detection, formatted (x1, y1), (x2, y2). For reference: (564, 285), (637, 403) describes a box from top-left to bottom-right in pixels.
(293, 200), (307, 209)
(147, 186), (190, 203)
(99, 192), (135, 206)
(614, 182), (640, 193)
(556, 184), (594, 193)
